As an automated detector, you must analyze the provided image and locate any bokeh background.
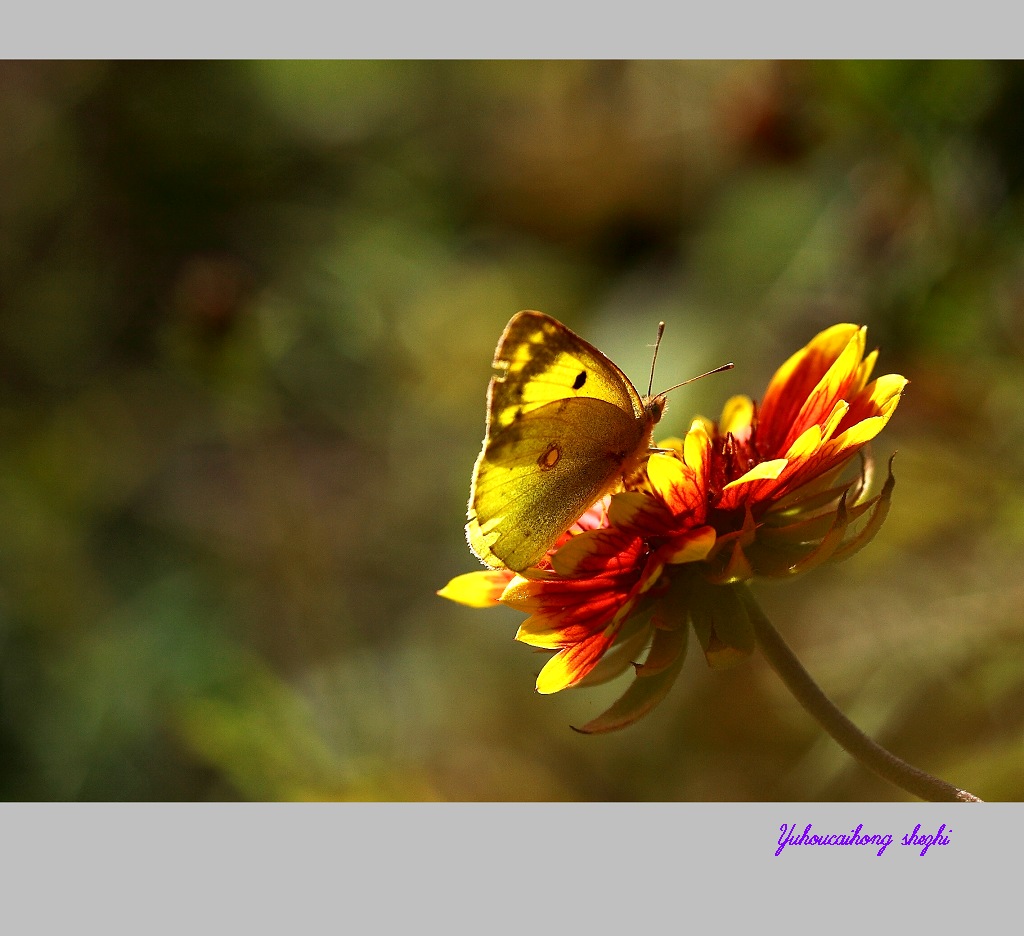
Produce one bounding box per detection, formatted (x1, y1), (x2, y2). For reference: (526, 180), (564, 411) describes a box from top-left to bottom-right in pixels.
(2, 60), (1023, 801)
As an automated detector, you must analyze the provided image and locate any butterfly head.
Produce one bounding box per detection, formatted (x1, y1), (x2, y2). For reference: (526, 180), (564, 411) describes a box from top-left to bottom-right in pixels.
(642, 392), (668, 426)
(645, 322), (733, 425)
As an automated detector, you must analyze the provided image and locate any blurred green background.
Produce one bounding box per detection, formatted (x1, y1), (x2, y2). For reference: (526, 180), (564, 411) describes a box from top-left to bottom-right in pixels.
(2, 60), (1023, 801)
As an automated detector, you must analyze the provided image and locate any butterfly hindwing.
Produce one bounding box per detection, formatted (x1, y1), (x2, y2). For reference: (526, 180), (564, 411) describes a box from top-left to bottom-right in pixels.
(468, 396), (645, 572)
(467, 311), (658, 572)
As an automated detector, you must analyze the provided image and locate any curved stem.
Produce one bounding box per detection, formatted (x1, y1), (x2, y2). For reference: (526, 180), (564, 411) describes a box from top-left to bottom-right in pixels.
(738, 586), (982, 803)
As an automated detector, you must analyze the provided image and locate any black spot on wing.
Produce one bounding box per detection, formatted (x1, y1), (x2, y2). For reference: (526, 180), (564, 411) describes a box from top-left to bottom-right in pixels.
(573, 370), (587, 390)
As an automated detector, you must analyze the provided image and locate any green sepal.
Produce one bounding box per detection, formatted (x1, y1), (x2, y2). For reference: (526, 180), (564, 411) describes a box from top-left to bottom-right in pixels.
(830, 454), (896, 563)
(572, 625), (688, 734)
(704, 507), (756, 584)
(637, 614), (688, 677)
(689, 580), (755, 669)
(573, 611), (653, 689)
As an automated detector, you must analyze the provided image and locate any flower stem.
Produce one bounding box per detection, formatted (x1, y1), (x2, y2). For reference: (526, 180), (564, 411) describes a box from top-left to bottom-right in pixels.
(738, 586), (983, 803)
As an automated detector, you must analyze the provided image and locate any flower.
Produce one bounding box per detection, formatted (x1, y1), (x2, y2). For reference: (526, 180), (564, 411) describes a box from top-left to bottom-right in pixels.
(440, 323), (907, 732)
(700, 322), (906, 581)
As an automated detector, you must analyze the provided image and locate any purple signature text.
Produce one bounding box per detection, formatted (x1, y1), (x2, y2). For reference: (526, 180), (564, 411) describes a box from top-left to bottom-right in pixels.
(776, 822), (951, 857)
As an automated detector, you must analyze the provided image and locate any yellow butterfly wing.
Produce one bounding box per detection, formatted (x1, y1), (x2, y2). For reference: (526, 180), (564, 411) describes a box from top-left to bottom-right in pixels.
(467, 311), (660, 572)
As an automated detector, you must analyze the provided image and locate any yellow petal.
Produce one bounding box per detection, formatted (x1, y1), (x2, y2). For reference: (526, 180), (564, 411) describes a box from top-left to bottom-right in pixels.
(515, 617), (569, 648)
(499, 574), (555, 611)
(784, 425), (822, 460)
(646, 452), (687, 500)
(535, 652), (576, 694)
(437, 570), (514, 608)
(719, 395), (755, 438)
(789, 328), (866, 432)
(534, 629), (616, 694)
(762, 324), (862, 406)
(607, 491), (662, 528)
(683, 418), (713, 474)
(662, 525), (716, 564)
(832, 376), (907, 451)
(854, 348), (879, 393)
(723, 458), (788, 490)
(820, 399), (850, 442)
(865, 373), (908, 412)
(833, 414), (890, 449)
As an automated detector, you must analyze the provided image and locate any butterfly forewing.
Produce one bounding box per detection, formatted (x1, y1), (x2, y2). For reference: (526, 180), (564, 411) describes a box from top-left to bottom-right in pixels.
(488, 311), (644, 430)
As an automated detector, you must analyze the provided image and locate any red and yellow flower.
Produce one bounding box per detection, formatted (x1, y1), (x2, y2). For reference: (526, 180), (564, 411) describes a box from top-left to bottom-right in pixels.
(439, 323), (907, 731)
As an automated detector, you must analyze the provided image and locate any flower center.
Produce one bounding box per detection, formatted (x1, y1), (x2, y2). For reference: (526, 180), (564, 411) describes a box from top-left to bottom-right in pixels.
(708, 420), (764, 503)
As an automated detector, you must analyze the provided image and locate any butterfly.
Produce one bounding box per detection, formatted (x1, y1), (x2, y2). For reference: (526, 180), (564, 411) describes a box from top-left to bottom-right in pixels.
(466, 310), (730, 573)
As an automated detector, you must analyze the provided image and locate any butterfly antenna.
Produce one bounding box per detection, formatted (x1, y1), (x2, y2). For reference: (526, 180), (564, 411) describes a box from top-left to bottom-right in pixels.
(659, 361), (734, 396)
(647, 321), (666, 398)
